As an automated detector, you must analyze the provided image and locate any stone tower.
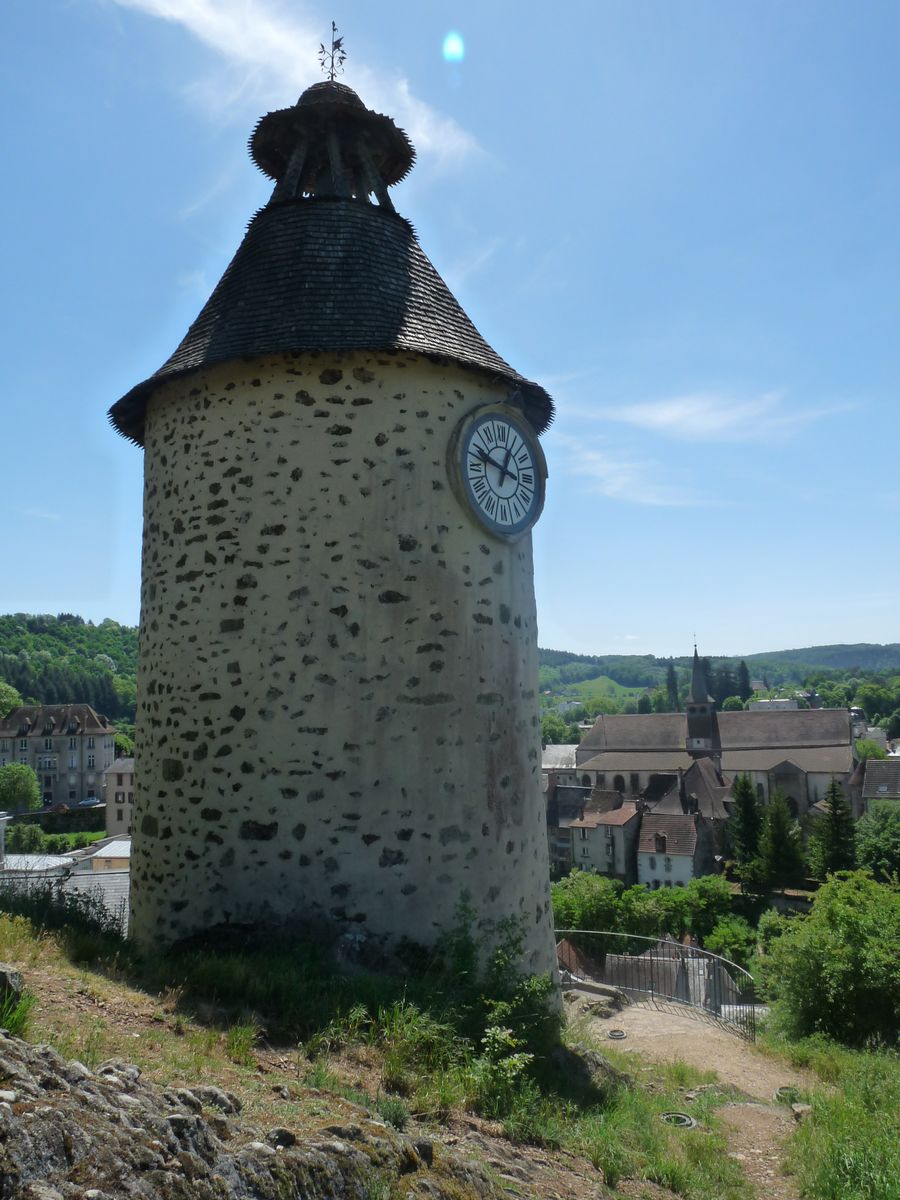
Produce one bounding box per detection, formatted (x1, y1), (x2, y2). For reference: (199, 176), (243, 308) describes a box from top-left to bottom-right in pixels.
(109, 80), (557, 973)
(685, 646), (720, 759)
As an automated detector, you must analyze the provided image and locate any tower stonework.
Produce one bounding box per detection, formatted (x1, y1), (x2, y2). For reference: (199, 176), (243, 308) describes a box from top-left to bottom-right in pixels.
(111, 81), (557, 973)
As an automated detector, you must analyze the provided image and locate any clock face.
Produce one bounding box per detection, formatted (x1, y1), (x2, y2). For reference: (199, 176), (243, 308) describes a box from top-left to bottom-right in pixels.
(455, 408), (546, 538)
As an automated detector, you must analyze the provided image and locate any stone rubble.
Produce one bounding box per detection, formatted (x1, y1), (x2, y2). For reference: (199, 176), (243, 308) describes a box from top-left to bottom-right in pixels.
(0, 1032), (500, 1199)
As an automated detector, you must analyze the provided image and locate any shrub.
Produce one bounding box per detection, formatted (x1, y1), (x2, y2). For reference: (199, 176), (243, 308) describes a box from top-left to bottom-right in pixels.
(704, 916), (757, 971)
(762, 871), (900, 1044)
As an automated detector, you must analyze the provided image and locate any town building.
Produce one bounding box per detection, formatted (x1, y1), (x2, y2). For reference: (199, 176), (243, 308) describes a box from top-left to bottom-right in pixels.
(103, 758), (135, 837)
(569, 803), (640, 883)
(109, 69), (557, 972)
(860, 758), (900, 812)
(577, 701), (853, 817)
(637, 813), (713, 889)
(0, 705), (115, 807)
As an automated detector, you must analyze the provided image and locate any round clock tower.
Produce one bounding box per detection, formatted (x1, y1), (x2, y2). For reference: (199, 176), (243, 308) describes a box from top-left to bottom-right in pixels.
(110, 80), (557, 974)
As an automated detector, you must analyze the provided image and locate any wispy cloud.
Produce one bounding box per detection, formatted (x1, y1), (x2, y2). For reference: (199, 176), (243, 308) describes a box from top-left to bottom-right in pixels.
(108, 0), (478, 167)
(444, 237), (502, 292)
(549, 432), (698, 507)
(585, 390), (854, 443)
(21, 508), (61, 522)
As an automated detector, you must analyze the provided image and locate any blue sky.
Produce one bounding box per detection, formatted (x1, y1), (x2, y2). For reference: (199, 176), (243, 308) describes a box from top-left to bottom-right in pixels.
(2, 0), (898, 658)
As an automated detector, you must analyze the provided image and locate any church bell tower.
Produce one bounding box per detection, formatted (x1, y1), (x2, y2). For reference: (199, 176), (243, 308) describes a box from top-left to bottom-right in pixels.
(110, 72), (557, 973)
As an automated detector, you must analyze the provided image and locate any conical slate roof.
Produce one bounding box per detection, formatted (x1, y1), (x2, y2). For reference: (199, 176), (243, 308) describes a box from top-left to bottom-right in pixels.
(109, 82), (554, 446)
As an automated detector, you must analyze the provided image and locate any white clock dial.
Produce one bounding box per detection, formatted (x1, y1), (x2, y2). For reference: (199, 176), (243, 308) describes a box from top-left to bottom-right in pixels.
(454, 408), (546, 538)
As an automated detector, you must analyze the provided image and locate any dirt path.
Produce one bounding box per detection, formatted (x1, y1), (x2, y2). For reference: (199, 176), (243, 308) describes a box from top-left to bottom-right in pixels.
(584, 1001), (813, 1200)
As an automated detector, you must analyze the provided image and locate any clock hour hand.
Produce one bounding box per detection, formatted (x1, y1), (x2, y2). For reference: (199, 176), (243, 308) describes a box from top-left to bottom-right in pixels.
(475, 446), (516, 483)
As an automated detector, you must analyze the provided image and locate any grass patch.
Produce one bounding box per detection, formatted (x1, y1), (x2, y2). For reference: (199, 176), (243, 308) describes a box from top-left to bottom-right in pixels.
(0, 990), (35, 1038)
(0, 891), (752, 1198)
(762, 1031), (900, 1200)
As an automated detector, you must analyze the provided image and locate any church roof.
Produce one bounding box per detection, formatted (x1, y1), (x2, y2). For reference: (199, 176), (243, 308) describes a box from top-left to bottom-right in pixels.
(109, 81), (554, 446)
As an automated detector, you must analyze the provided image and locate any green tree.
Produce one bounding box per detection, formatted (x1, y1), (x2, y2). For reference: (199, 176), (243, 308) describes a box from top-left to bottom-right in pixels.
(727, 774), (762, 864)
(540, 713), (569, 745)
(114, 731), (134, 757)
(808, 778), (856, 880)
(759, 793), (806, 890)
(551, 871), (623, 932)
(5, 822), (43, 852)
(856, 802), (900, 882)
(636, 694), (652, 714)
(0, 680), (22, 717)
(704, 915), (756, 970)
(683, 874), (733, 939)
(721, 695), (744, 711)
(0, 764), (41, 812)
(665, 661), (680, 711)
(855, 738), (887, 761)
(761, 871), (900, 1044)
(737, 660), (752, 702)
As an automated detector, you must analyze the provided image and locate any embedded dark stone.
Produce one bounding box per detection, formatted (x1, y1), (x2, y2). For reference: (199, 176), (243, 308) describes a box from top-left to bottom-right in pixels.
(362, 833), (380, 846)
(230, 706), (246, 721)
(395, 829), (413, 842)
(220, 618), (244, 633)
(292, 823), (307, 841)
(397, 535), (418, 552)
(141, 815), (159, 837)
(239, 821), (278, 841)
(472, 614), (493, 625)
(192, 744), (208, 761)
(379, 848), (407, 868)
(319, 368), (343, 384)
(499, 604), (511, 624)
(281, 787), (299, 799)
(378, 591), (409, 604)
(260, 524), (286, 536)
(162, 759), (184, 782)
(201, 808), (222, 821)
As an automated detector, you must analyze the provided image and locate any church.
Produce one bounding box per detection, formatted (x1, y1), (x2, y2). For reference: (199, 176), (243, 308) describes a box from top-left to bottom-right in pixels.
(575, 649), (854, 816)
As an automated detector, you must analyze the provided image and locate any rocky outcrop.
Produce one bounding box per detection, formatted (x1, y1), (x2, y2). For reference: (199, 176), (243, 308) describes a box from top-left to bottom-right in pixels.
(0, 1033), (500, 1199)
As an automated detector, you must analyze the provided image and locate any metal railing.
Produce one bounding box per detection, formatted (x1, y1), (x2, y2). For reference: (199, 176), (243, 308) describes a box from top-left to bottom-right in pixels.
(555, 930), (758, 1042)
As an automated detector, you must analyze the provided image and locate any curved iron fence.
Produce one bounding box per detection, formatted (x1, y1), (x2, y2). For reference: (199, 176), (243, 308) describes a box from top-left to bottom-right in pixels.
(555, 929), (758, 1042)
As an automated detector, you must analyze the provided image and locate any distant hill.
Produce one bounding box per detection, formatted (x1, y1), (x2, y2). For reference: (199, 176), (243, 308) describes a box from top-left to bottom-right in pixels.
(538, 643), (900, 692)
(0, 613), (137, 720)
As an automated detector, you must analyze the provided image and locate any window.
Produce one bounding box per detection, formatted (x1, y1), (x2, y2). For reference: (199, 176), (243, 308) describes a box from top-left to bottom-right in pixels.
(68, 755), (76, 769)
(613, 775), (626, 793)
(676, 880), (684, 887)
(19, 739), (27, 752)
(648, 855), (656, 870)
(117, 774), (123, 786)
(116, 808), (123, 821)
(756, 783), (764, 801)
(581, 773), (591, 787)
(68, 790), (76, 801)
(596, 774), (605, 787)
(87, 788), (96, 800)
(665, 880), (673, 888)
(19, 757), (27, 765)
(0, 741), (6, 753)
(87, 755), (95, 768)
(69, 738), (77, 750)
(87, 738), (95, 749)
(665, 857), (672, 873)
(581, 846), (590, 857)
(115, 792), (125, 803)
(629, 773), (639, 794)
(43, 738), (53, 751)
(127, 792), (133, 803)
(579, 828), (587, 841)
(606, 841), (614, 857)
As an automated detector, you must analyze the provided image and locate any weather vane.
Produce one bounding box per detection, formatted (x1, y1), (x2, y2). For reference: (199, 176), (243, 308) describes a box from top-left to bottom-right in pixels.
(319, 21), (346, 81)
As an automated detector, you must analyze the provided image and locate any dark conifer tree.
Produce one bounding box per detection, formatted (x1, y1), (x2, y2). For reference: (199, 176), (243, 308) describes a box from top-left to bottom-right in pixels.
(666, 661), (680, 711)
(728, 774), (762, 864)
(810, 777), (856, 878)
(759, 792), (806, 890)
(738, 660), (752, 702)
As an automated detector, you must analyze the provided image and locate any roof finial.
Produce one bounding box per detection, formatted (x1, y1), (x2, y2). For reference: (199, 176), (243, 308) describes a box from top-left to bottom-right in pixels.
(318, 21), (346, 81)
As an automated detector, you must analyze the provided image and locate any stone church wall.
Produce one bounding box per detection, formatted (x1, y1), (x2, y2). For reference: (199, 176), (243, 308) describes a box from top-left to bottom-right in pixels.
(132, 350), (555, 974)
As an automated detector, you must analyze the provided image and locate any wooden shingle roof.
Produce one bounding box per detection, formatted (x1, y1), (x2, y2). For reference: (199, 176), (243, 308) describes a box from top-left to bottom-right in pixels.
(109, 82), (554, 446)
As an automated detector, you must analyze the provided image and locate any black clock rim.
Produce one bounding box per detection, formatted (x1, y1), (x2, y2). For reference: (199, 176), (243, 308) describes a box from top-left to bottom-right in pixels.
(448, 404), (547, 543)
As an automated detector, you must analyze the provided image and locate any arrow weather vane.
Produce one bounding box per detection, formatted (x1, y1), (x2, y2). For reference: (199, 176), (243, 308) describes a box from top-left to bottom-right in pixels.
(319, 21), (347, 80)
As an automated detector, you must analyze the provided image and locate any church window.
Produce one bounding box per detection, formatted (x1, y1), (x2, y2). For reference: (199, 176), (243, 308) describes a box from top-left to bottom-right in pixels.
(581, 774), (591, 787)
(630, 773), (639, 793)
(613, 774), (626, 793)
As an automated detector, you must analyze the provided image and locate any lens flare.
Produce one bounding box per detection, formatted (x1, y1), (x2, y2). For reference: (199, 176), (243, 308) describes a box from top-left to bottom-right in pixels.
(442, 31), (465, 63)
